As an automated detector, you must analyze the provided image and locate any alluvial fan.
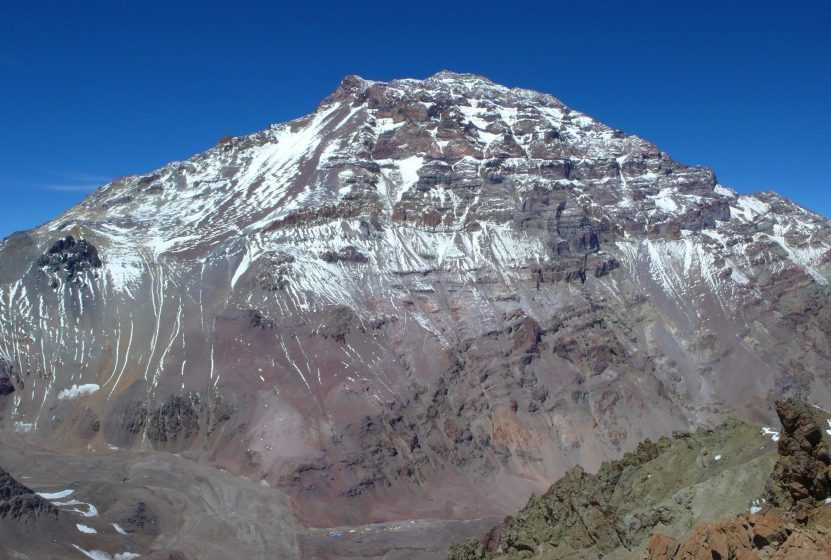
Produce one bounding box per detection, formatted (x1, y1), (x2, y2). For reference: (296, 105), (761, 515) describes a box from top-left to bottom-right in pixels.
(0, 71), (830, 559)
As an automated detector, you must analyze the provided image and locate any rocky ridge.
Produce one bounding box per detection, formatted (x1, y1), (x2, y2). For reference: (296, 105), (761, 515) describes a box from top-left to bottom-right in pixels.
(0, 466), (57, 522)
(446, 399), (831, 560)
(645, 399), (831, 560)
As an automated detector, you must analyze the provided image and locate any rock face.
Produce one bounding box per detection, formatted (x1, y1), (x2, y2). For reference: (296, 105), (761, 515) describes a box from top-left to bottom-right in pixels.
(448, 419), (777, 559)
(0, 71), (830, 536)
(645, 400), (831, 560)
(0, 466), (57, 522)
(765, 400), (831, 516)
(36, 234), (102, 283)
(448, 399), (831, 560)
(646, 512), (831, 560)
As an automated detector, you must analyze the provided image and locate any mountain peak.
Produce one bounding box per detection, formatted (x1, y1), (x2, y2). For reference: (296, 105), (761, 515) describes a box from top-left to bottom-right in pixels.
(1, 71), (831, 556)
(428, 69), (495, 82)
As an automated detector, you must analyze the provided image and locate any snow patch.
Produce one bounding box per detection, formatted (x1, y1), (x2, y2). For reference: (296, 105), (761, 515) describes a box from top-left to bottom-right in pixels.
(653, 194), (678, 213)
(37, 489), (74, 500)
(58, 384), (100, 400)
(714, 184), (737, 198)
(14, 421), (33, 433)
(732, 196), (770, 221)
(54, 498), (99, 517)
(749, 498), (766, 514)
(397, 156), (424, 202)
(72, 546), (140, 560)
(761, 427), (780, 442)
(77, 523), (97, 534)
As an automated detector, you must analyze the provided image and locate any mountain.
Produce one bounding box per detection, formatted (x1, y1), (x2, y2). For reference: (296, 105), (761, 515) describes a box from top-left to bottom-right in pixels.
(0, 71), (830, 559)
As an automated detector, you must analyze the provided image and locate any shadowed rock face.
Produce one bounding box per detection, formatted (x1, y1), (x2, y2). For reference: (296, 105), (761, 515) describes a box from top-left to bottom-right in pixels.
(0, 358), (15, 396)
(765, 399), (831, 516)
(0, 466), (57, 522)
(36, 234), (102, 283)
(1, 72), (831, 553)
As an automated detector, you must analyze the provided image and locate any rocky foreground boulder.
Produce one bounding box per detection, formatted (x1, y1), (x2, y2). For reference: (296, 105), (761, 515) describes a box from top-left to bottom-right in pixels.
(448, 399), (831, 560)
(0, 466), (57, 522)
(645, 399), (831, 560)
(448, 419), (778, 559)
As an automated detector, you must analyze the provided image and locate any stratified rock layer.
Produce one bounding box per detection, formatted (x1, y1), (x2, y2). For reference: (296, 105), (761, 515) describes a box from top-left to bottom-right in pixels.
(1, 71), (830, 536)
(0, 466), (57, 522)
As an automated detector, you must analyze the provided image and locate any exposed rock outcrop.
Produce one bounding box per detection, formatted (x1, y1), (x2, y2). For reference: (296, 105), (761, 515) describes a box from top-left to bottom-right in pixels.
(0, 358), (15, 396)
(645, 512), (831, 560)
(0, 467), (58, 522)
(765, 399), (831, 516)
(646, 400), (831, 560)
(448, 419), (776, 560)
(36, 234), (102, 282)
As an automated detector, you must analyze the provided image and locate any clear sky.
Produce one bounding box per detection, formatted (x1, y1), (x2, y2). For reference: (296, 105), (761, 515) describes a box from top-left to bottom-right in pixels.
(1, 1), (829, 238)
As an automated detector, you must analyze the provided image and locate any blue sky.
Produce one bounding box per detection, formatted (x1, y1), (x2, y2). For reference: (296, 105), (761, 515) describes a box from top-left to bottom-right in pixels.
(1, 1), (829, 238)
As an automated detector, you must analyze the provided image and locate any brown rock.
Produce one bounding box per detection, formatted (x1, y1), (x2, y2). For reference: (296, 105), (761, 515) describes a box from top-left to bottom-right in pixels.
(770, 531), (831, 559)
(646, 534), (678, 559)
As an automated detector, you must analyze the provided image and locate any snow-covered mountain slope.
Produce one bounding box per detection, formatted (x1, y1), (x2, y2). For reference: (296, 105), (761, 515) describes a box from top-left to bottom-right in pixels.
(1, 71), (830, 530)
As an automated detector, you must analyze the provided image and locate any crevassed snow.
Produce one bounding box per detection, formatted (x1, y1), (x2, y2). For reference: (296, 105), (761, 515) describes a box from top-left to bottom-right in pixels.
(58, 384), (100, 400)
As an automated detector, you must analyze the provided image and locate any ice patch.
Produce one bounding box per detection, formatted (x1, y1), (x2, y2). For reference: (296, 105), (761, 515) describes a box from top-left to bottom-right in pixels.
(37, 489), (75, 500)
(72, 546), (141, 560)
(58, 384), (100, 400)
(77, 523), (97, 534)
(54, 499), (99, 517)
